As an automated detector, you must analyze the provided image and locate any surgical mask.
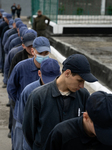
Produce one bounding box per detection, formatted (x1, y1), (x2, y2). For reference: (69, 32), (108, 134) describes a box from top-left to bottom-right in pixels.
(35, 54), (49, 64)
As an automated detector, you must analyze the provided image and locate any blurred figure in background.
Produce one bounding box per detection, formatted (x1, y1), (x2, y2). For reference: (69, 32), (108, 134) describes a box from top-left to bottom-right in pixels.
(11, 3), (17, 19)
(33, 10), (50, 37)
(16, 4), (21, 18)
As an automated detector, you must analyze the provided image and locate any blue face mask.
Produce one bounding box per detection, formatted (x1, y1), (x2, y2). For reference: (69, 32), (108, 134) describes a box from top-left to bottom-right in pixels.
(35, 54), (49, 64)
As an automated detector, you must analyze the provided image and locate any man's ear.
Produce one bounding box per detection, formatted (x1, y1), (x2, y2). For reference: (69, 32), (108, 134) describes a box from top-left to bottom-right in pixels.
(38, 70), (41, 77)
(83, 112), (89, 121)
(31, 48), (34, 56)
(22, 44), (26, 49)
(64, 69), (71, 78)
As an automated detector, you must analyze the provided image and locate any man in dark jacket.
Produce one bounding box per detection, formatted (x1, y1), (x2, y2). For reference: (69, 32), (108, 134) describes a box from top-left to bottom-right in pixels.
(7, 36), (51, 150)
(8, 31), (37, 77)
(33, 10), (50, 37)
(11, 3), (17, 19)
(22, 54), (98, 150)
(44, 91), (112, 150)
(0, 13), (12, 73)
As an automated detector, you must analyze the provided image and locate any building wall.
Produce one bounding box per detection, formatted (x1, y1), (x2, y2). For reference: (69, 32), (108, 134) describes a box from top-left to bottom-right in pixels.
(1, 0), (112, 17)
(59, 0), (101, 15)
(0, 0), (31, 16)
(106, 0), (112, 15)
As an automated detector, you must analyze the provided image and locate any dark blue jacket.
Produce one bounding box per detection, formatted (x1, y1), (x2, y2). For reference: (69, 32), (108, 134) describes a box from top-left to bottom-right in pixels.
(8, 49), (29, 77)
(18, 79), (41, 123)
(0, 21), (8, 36)
(1, 26), (9, 43)
(3, 45), (23, 84)
(2, 29), (12, 46)
(17, 79), (41, 150)
(4, 33), (18, 54)
(7, 28), (17, 37)
(7, 58), (40, 120)
(22, 79), (90, 150)
(44, 116), (112, 150)
(9, 36), (22, 51)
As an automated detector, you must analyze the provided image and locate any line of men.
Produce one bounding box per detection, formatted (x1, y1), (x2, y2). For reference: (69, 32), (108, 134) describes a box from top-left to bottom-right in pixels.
(0, 8), (112, 150)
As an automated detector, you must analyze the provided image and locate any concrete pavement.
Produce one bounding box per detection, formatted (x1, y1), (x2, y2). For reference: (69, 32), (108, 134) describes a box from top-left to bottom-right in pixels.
(0, 74), (11, 150)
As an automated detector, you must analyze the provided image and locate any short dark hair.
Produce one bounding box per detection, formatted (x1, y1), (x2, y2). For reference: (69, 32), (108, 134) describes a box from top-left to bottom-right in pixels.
(38, 10), (41, 12)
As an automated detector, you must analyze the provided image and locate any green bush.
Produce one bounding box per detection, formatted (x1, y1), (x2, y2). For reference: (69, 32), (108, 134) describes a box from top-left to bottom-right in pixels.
(107, 6), (112, 15)
(77, 8), (83, 15)
(59, 5), (65, 14)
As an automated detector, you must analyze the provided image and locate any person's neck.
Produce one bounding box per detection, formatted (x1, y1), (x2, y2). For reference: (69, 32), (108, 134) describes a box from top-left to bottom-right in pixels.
(56, 75), (69, 92)
(33, 58), (40, 69)
(27, 54), (33, 58)
(38, 15), (42, 17)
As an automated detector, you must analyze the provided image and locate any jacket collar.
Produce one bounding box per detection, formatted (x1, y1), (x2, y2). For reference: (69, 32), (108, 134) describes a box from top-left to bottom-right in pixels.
(30, 57), (39, 72)
(52, 78), (76, 98)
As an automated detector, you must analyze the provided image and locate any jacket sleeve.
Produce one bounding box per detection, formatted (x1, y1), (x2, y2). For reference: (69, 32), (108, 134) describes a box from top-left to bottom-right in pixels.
(22, 90), (40, 149)
(33, 18), (36, 31)
(4, 37), (10, 54)
(5, 51), (14, 79)
(17, 88), (29, 124)
(7, 65), (20, 102)
(44, 126), (62, 150)
(0, 24), (3, 36)
(4, 54), (10, 84)
(2, 31), (8, 46)
(9, 42), (13, 52)
(45, 16), (50, 25)
(8, 54), (19, 78)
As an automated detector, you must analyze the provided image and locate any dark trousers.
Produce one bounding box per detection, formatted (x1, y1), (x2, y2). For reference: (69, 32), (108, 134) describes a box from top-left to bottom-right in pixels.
(17, 13), (20, 18)
(1, 45), (5, 73)
(37, 30), (46, 37)
(8, 104), (13, 132)
(12, 13), (15, 19)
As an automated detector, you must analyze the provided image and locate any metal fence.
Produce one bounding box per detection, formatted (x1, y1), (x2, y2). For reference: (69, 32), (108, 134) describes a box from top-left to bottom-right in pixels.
(31, 0), (112, 24)
(31, 0), (58, 23)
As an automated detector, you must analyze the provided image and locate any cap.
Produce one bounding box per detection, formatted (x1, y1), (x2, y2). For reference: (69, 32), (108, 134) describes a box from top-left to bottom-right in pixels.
(19, 27), (28, 37)
(0, 18), (3, 22)
(11, 37), (22, 47)
(16, 21), (23, 28)
(9, 19), (14, 28)
(41, 58), (61, 84)
(14, 18), (21, 23)
(2, 12), (8, 17)
(86, 91), (112, 146)
(33, 36), (51, 53)
(3, 13), (12, 20)
(22, 32), (36, 47)
(0, 9), (4, 13)
(38, 9), (41, 12)
(22, 28), (28, 37)
(62, 54), (98, 82)
(25, 29), (37, 37)
(18, 23), (27, 29)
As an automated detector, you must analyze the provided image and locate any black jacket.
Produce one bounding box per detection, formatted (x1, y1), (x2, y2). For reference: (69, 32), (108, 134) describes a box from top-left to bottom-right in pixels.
(8, 49), (28, 77)
(22, 79), (90, 150)
(1, 26), (9, 42)
(44, 116), (112, 150)
(0, 21), (8, 37)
